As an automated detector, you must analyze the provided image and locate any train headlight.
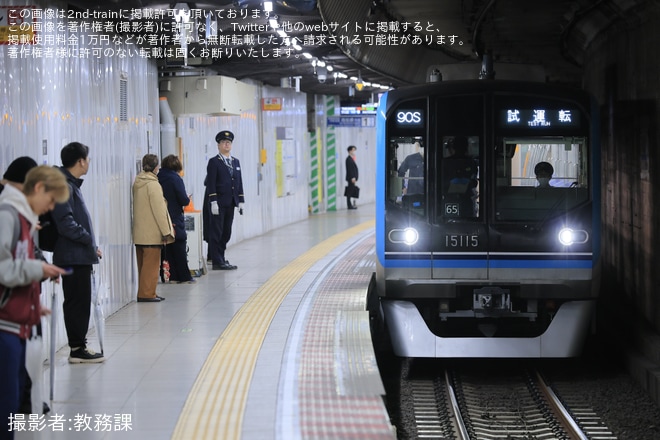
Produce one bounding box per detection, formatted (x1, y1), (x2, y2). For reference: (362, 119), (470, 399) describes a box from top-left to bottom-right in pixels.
(388, 227), (419, 245)
(558, 227), (589, 246)
(403, 228), (419, 245)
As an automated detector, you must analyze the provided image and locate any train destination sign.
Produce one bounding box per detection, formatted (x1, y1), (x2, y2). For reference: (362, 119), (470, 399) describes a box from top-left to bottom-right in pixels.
(501, 108), (580, 128)
(394, 109), (424, 127)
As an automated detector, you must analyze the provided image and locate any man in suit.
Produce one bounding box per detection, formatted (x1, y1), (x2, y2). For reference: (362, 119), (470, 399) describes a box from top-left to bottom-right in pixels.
(345, 145), (358, 209)
(205, 130), (244, 270)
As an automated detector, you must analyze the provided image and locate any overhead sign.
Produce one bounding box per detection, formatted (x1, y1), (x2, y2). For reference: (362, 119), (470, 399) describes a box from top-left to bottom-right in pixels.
(327, 115), (375, 127)
(261, 97), (282, 111)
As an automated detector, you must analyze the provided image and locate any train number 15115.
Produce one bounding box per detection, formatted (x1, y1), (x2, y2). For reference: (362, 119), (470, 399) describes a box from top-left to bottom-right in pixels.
(445, 234), (479, 247)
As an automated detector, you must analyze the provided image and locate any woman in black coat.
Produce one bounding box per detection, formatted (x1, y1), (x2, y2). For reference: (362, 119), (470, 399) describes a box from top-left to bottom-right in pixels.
(158, 155), (195, 283)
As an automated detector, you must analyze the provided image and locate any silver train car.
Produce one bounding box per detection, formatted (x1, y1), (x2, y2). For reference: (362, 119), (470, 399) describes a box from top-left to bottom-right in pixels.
(369, 80), (601, 357)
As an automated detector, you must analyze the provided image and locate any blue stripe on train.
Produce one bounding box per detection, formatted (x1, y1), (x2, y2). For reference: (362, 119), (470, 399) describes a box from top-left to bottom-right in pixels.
(382, 255), (593, 269)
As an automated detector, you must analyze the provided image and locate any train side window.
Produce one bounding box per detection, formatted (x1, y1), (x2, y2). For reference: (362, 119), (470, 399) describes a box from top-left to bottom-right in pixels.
(439, 135), (480, 220)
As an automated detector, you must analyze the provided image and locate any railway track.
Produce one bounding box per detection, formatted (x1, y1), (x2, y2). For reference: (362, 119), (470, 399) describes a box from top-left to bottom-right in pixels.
(406, 367), (617, 440)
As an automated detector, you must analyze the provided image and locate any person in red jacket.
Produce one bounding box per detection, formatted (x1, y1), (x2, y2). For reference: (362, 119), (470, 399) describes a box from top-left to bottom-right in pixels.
(0, 166), (70, 440)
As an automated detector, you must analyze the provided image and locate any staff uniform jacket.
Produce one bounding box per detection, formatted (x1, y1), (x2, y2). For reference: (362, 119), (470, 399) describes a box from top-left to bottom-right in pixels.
(0, 185), (43, 339)
(158, 168), (190, 241)
(132, 171), (175, 246)
(398, 152), (425, 195)
(205, 154), (244, 208)
(51, 166), (100, 266)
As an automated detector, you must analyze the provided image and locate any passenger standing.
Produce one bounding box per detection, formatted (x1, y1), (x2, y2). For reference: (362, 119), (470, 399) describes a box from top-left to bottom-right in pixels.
(345, 145), (359, 209)
(398, 141), (425, 195)
(158, 155), (194, 284)
(0, 157), (44, 416)
(0, 166), (70, 439)
(132, 154), (175, 302)
(51, 142), (105, 363)
(205, 130), (244, 270)
(0, 157), (38, 194)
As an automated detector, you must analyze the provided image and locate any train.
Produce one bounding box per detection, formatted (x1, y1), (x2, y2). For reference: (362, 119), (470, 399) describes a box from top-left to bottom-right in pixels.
(368, 80), (601, 357)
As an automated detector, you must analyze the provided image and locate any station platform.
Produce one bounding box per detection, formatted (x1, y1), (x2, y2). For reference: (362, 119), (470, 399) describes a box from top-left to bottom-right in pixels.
(15, 205), (395, 440)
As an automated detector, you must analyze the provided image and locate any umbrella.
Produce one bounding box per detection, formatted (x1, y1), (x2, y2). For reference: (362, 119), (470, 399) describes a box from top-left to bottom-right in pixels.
(91, 267), (106, 355)
(24, 324), (44, 414)
(49, 283), (56, 402)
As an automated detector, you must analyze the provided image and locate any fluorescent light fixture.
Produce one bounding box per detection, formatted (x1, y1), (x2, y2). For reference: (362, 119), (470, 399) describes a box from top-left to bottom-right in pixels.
(302, 52), (313, 59)
(264, 1), (273, 12)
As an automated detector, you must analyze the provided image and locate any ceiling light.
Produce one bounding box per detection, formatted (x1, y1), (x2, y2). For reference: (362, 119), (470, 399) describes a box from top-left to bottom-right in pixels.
(355, 71), (365, 91)
(263, 1), (273, 12)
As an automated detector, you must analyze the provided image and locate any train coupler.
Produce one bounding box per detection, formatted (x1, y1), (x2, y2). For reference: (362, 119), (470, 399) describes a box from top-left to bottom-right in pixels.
(473, 287), (511, 311)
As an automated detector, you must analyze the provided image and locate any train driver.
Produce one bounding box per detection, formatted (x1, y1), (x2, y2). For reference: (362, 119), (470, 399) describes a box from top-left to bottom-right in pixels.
(534, 161), (554, 188)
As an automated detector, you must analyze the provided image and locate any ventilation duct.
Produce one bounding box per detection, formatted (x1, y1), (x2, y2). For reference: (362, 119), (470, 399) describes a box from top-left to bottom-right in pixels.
(159, 97), (177, 158)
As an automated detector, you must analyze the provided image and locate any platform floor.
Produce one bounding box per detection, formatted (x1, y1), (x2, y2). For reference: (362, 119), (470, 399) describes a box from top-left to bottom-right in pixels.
(13, 205), (395, 440)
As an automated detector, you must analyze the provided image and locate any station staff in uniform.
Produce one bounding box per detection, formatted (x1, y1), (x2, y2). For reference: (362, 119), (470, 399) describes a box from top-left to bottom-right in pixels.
(205, 130), (244, 270)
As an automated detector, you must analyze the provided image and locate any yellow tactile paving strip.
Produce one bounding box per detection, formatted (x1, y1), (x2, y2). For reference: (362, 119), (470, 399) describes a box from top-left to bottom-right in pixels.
(172, 220), (375, 440)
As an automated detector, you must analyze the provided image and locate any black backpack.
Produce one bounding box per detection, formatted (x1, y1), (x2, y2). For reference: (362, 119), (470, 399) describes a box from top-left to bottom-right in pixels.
(37, 211), (58, 252)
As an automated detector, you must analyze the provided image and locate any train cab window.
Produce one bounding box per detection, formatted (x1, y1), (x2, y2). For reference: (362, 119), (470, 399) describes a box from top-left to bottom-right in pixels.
(388, 137), (425, 215)
(439, 136), (480, 220)
(495, 137), (589, 221)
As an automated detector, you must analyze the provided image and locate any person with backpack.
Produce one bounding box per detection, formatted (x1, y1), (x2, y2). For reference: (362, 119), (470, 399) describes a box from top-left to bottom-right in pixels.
(1, 156), (50, 417)
(0, 165), (70, 440)
(50, 142), (104, 363)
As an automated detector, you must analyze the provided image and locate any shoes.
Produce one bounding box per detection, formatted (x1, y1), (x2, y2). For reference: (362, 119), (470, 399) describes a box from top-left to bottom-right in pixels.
(212, 262), (237, 270)
(171, 279), (196, 284)
(348, 205), (357, 210)
(137, 296), (165, 302)
(68, 347), (105, 364)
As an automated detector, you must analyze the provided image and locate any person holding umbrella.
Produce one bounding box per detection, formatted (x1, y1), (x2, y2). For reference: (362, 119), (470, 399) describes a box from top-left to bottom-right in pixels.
(50, 142), (105, 363)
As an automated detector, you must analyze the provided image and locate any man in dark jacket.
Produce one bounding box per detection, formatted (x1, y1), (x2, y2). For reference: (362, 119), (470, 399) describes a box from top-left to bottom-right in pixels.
(345, 145), (359, 209)
(205, 130), (244, 270)
(51, 142), (104, 363)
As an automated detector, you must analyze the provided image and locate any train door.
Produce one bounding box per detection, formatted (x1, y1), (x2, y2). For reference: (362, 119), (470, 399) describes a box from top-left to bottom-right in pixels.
(382, 98), (433, 279)
(432, 94), (488, 279)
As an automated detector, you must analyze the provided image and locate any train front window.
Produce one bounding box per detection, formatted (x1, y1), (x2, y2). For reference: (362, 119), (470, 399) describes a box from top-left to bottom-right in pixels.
(495, 137), (589, 221)
(439, 136), (480, 220)
(388, 136), (426, 214)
